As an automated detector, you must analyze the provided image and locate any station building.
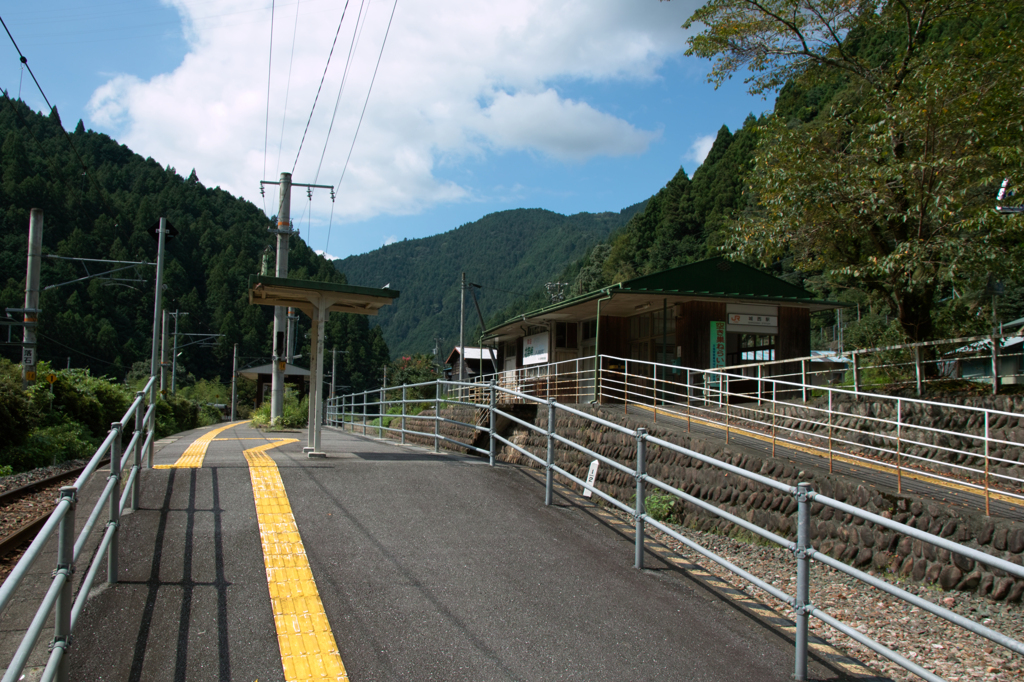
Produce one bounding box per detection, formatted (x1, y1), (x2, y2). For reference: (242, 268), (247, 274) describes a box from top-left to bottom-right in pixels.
(481, 257), (841, 402)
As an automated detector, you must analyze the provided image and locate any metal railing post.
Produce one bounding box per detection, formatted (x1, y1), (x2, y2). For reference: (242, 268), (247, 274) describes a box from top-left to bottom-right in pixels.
(434, 382), (441, 452)
(827, 390), (833, 473)
(757, 364), (763, 405)
(914, 345), (923, 396)
(362, 392), (367, 434)
(148, 379), (156, 467)
(635, 428), (647, 569)
(794, 482), (811, 681)
(985, 411), (991, 516)
(53, 486), (76, 682)
(801, 359), (808, 402)
(401, 386), (407, 445)
(624, 359), (629, 414)
(545, 400), (555, 506)
(852, 352), (860, 395)
(488, 380), (496, 467)
(108, 422), (122, 585)
(896, 399), (903, 493)
(771, 380), (777, 458)
(132, 392), (144, 511)
(724, 374), (730, 445)
(686, 368), (691, 432)
(379, 387), (384, 438)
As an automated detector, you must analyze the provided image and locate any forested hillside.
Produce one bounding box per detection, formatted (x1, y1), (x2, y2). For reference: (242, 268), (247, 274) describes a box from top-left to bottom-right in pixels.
(332, 204), (644, 356)
(0, 97), (389, 393)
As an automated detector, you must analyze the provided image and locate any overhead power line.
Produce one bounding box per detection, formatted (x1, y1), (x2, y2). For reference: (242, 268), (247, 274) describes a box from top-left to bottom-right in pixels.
(262, 0), (275, 213)
(325, 0), (397, 253)
(313, 0), (369, 185)
(273, 0), (302, 196)
(291, 0), (352, 175)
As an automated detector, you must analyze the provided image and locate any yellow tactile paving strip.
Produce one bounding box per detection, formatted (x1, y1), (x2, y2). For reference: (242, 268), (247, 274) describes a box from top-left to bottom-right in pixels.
(243, 439), (349, 682)
(153, 421), (247, 468)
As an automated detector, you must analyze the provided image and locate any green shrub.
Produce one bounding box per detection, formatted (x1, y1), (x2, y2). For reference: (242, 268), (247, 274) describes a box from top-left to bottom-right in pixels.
(644, 494), (677, 522)
(251, 388), (308, 429)
(2, 420), (97, 470)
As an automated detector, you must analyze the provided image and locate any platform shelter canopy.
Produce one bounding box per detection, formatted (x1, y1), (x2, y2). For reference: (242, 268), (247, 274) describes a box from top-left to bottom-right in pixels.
(247, 275), (399, 456)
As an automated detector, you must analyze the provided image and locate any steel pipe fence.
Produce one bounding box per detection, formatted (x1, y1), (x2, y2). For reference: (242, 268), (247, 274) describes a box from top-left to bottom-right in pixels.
(460, 355), (1024, 514)
(330, 377), (1024, 681)
(0, 377), (157, 682)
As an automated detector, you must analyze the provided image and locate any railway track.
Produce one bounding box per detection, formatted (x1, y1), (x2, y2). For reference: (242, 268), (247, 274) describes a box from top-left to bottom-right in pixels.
(0, 464), (92, 582)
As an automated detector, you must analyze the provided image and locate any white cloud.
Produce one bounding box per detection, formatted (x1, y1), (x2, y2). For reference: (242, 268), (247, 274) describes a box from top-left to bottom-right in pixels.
(88, 0), (701, 221)
(314, 249), (339, 260)
(383, 235), (399, 246)
(686, 134), (716, 167)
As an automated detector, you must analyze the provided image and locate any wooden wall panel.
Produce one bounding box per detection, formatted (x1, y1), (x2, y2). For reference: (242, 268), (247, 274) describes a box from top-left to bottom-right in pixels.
(677, 301), (726, 369)
(777, 306), (811, 360)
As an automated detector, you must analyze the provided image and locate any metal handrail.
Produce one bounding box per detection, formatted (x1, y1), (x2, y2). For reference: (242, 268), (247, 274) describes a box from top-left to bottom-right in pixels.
(458, 354), (1024, 513)
(0, 379), (157, 682)
(328, 377), (1024, 682)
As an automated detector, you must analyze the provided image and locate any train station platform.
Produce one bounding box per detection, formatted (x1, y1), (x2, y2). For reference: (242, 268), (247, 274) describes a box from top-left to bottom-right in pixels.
(17, 422), (876, 681)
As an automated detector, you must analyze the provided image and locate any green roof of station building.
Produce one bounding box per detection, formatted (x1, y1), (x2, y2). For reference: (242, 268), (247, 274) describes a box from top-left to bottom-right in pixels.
(485, 257), (841, 336)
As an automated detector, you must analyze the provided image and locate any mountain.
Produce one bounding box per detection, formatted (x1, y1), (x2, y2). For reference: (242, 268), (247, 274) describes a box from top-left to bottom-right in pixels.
(0, 97), (389, 393)
(332, 204), (645, 356)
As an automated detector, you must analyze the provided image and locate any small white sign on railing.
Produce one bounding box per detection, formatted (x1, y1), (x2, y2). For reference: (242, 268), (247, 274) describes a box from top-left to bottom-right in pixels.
(583, 460), (599, 498)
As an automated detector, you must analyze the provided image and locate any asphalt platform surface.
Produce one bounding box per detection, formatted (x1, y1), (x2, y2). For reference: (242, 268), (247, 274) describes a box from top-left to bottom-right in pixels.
(63, 423), (860, 681)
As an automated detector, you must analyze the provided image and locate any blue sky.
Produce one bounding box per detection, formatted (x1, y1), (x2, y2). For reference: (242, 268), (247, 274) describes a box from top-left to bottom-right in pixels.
(2, 0), (775, 260)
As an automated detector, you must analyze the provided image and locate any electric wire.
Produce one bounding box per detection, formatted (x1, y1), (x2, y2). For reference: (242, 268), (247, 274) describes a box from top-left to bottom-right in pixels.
(262, 0), (275, 213)
(0, 15), (119, 216)
(313, 0), (368, 185)
(37, 333), (123, 369)
(291, 0), (351, 175)
(273, 0), (302, 197)
(326, 0), (397, 253)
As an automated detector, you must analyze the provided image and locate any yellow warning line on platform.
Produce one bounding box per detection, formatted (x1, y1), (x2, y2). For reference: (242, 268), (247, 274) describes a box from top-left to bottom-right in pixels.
(153, 421), (247, 469)
(244, 439), (349, 682)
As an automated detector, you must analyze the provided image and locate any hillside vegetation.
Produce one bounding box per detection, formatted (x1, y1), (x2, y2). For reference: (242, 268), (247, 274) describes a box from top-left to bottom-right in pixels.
(332, 204), (644, 356)
(0, 97), (389, 394)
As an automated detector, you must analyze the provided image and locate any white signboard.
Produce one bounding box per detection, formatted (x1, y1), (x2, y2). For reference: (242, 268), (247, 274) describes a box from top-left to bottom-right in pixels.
(583, 460), (599, 498)
(726, 304), (779, 333)
(22, 347), (35, 367)
(522, 333), (549, 365)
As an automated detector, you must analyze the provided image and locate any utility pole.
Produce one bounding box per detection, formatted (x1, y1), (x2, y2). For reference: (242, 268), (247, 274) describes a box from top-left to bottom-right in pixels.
(231, 343), (238, 421)
(260, 172), (333, 423)
(21, 209), (43, 387)
(459, 272), (466, 383)
(150, 218), (168, 403)
(160, 309), (170, 396)
(169, 310), (188, 394)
